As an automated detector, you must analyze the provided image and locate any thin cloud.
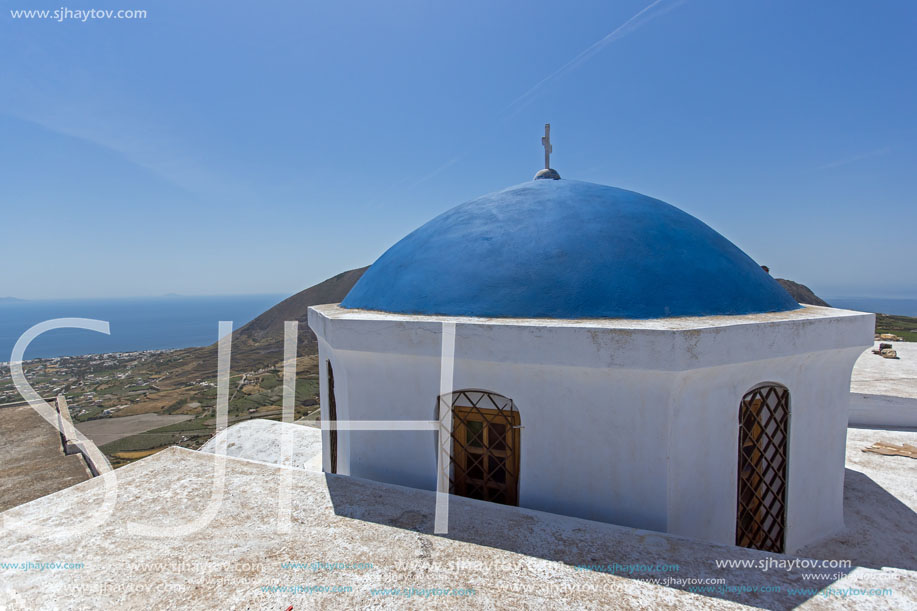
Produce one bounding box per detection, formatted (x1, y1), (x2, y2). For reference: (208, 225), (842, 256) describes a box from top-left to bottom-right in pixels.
(816, 147), (891, 171)
(6, 108), (224, 198)
(403, 155), (464, 191)
(374, 2), (684, 199)
(363, 155), (465, 209)
(505, 0), (685, 114)
(0, 38), (252, 201)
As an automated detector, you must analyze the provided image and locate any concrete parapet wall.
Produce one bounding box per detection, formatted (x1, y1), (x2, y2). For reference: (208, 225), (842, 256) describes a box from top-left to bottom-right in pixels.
(55, 395), (111, 476)
(849, 393), (917, 428)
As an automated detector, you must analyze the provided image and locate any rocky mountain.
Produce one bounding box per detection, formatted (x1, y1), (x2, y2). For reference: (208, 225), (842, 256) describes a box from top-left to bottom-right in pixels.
(232, 266), (368, 356)
(775, 279), (830, 307)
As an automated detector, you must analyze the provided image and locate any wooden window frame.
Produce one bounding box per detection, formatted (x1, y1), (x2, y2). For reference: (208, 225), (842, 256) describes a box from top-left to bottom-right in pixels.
(443, 390), (521, 507)
(736, 383), (790, 553)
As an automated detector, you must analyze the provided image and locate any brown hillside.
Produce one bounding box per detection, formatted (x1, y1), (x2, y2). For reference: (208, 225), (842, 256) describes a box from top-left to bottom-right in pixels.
(233, 266), (368, 355)
(774, 278), (830, 307)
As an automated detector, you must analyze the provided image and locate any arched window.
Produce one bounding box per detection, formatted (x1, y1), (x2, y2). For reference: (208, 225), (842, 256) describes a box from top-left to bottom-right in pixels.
(439, 390), (520, 506)
(326, 360), (338, 474)
(736, 383), (790, 553)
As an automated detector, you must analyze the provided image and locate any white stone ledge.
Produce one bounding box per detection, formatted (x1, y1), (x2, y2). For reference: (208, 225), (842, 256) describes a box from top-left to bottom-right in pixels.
(310, 303), (874, 371)
(849, 393), (917, 428)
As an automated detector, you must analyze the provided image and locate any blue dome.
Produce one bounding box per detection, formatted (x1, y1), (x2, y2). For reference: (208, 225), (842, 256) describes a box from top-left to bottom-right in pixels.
(341, 179), (800, 319)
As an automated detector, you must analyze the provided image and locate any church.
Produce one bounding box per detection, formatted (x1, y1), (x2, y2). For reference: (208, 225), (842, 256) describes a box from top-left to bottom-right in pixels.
(308, 128), (873, 554)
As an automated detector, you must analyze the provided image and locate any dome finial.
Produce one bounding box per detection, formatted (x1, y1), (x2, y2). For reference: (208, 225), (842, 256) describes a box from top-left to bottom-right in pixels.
(535, 123), (561, 180)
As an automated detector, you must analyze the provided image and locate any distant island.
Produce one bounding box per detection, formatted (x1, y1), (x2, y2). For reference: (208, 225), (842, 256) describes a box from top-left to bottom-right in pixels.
(0, 297), (24, 303)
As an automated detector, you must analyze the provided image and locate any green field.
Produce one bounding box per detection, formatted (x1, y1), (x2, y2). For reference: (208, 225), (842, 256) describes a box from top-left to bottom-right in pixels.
(875, 313), (917, 342)
(99, 409), (312, 467)
(100, 416), (214, 455)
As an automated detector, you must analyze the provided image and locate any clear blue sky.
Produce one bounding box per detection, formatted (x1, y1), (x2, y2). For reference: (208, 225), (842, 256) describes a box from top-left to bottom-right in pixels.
(2, 0), (915, 300)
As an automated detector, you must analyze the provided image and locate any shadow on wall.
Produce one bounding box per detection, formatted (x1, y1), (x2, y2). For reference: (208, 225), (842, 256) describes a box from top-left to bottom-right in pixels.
(799, 468), (917, 572)
(325, 473), (855, 611)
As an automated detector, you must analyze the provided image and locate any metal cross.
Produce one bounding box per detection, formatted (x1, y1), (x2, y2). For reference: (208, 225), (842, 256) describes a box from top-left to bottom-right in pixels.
(541, 123), (552, 169)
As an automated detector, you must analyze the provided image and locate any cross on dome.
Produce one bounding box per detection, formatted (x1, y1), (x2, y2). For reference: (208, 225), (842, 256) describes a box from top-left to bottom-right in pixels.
(534, 123), (561, 180)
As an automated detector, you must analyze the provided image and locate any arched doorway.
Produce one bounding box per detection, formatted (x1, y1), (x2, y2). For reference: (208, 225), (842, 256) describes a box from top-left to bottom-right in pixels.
(326, 360), (338, 474)
(440, 390), (520, 506)
(736, 383), (790, 553)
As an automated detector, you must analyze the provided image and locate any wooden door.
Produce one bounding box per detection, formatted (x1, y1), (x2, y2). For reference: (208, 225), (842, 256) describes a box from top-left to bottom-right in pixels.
(451, 400), (520, 506)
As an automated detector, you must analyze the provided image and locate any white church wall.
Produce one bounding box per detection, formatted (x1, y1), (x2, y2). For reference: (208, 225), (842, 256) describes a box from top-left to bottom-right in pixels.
(310, 304), (873, 549)
(665, 347), (865, 551)
(666, 365), (744, 547)
(341, 348), (442, 490)
(451, 359), (673, 532)
(782, 347), (868, 552)
(319, 341), (674, 532)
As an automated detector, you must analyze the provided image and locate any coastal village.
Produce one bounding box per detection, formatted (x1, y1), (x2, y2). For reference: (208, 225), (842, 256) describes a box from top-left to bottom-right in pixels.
(0, 348), (321, 466)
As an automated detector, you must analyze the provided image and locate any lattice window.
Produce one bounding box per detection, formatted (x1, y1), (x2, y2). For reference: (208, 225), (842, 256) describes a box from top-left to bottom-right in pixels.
(327, 360), (338, 474)
(736, 384), (790, 553)
(439, 390), (520, 506)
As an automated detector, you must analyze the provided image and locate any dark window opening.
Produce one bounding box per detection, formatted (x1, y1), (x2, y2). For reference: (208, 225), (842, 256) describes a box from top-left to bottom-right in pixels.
(736, 384), (789, 553)
(327, 360), (338, 474)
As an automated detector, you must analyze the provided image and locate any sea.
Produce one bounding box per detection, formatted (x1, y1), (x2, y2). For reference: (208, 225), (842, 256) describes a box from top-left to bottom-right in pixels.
(3, 294), (915, 363)
(0, 295), (285, 361)
(825, 297), (917, 317)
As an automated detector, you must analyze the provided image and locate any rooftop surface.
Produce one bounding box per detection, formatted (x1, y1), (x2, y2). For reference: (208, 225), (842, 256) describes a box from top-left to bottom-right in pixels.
(342, 179), (800, 319)
(849, 341), (917, 428)
(199, 418), (323, 471)
(1, 426), (914, 609)
(0, 402), (91, 513)
(851, 341), (917, 400)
